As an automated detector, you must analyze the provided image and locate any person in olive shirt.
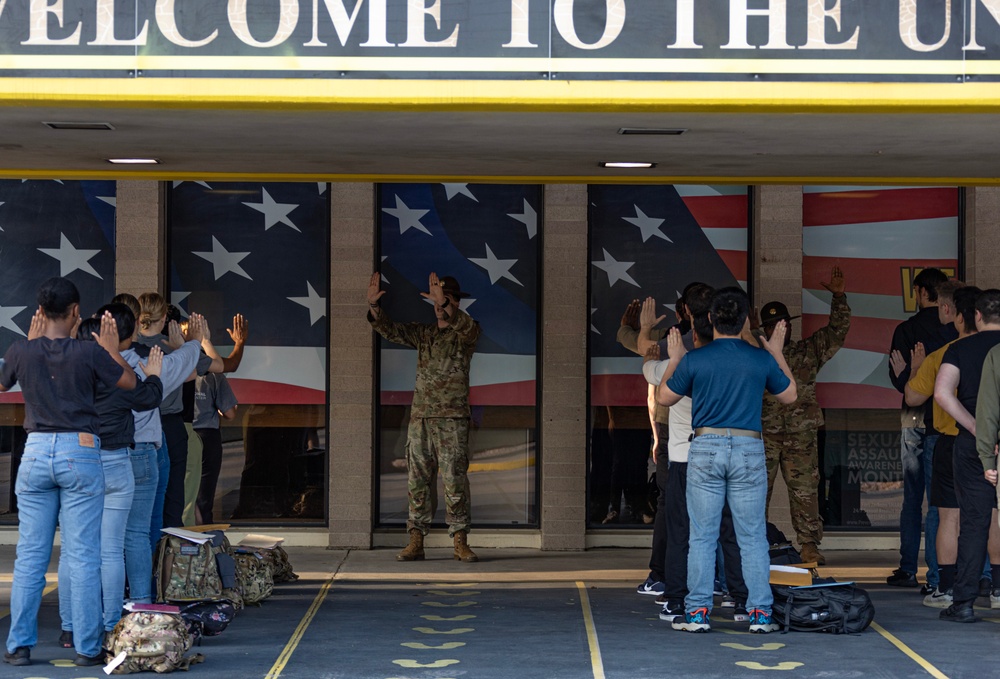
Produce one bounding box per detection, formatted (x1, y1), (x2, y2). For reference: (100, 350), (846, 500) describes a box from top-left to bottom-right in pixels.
(368, 271), (481, 562)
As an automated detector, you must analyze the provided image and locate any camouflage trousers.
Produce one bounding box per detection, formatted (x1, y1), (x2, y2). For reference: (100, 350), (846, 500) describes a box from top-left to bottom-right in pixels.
(406, 417), (471, 537)
(764, 430), (823, 546)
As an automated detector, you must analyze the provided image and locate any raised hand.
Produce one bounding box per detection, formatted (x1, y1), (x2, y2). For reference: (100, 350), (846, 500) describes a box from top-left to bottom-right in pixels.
(166, 320), (185, 349)
(138, 346), (163, 378)
(227, 313), (248, 345)
(27, 309), (47, 340)
(640, 297), (667, 330)
(911, 342), (926, 373)
(368, 272), (387, 306)
(185, 315), (206, 343)
(620, 299), (640, 330)
(889, 349), (907, 378)
(421, 271), (446, 306)
(763, 319), (787, 356)
(644, 343), (660, 363)
(94, 311), (120, 355)
(666, 326), (686, 362)
(821, 265), (846, 296)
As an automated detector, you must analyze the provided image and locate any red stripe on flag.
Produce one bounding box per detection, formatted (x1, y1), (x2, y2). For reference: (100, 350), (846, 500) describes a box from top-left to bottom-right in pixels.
(229, 379), (325, 405)
(801, 314), (900, 354)
(382, 381), (537, 407)
(681, 195), (748, 228)
(803, 188), (959, 227)
(717, 249), (748, 281)
(591, 374), (649, 407)
(0, 393), (23, 404)
(818, 383), (900, 409)
(803, 256), (958, 297)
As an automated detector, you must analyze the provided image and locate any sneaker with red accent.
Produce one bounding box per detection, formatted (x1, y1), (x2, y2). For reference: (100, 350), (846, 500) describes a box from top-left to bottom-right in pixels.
(671, 607), (711, 632)
(748, 609), (779, 633)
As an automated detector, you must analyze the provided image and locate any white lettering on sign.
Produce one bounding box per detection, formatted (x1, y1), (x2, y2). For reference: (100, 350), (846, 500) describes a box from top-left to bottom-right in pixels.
(553, 0), (625, 50)
(229, 0), (300, 48)
(156, 0), (219, 48)
(899, 0), (951, 52)
(306, 0), (394, 47)
(722, 0), (793, 50)
(23, 0), (82, 46)
(401, 0), (459, 48)
(965, 0), (1000, 50)
(803, 0), (858, 50)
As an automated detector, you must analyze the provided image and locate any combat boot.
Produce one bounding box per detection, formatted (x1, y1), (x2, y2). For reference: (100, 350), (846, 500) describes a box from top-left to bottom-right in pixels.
(397, 529), (425, 561)
(800, 542), (826, 566)
(453, 531), (479, 562)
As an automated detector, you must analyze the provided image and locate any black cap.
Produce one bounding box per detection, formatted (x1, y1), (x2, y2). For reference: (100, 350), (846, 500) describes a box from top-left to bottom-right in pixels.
(760, 301), (800, 325)
(439, 276), (470, 299)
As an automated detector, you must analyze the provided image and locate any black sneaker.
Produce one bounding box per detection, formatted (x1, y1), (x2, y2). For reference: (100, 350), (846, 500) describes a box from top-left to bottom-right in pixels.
(886, 569), (918, 587)
(74, 653), (105, 667)
(3, 647), (30, 666)
(920, 583), (935, 595)
(733, 603), (750, 622)
(659, 601), (684, 622)
(979, 577), (992, 598)
(939, 601), (976, 623)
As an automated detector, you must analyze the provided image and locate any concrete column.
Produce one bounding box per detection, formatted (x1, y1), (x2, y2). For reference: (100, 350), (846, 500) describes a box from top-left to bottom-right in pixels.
(966, 187), (1000, 288)
(327, 183), (377, 549)
(115, 181), (165, 295)
(540, 185), (589, 550)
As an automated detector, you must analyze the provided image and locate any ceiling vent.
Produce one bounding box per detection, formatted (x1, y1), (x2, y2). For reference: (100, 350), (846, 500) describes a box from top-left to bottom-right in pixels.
(43, 122), (116, 131)
(617, 128), (686, 136)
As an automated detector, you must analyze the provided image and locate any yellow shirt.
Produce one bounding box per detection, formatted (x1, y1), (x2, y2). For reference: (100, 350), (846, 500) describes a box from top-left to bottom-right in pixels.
(907, 340), (958, 436)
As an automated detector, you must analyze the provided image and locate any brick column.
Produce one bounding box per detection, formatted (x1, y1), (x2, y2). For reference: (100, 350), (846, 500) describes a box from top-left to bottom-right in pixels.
(327, 183), (377, 549)
(966, 187), (1000, 289)
(115, 181), (165, 295)
(540, 185), (588, 550)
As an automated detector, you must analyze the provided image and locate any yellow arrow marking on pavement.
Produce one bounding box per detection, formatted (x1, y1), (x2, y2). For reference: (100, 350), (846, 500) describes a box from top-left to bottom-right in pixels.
(400, 641), (465, 651)
(719, 628), (752, 636)
(421, 614), (476, 621)
(421, 601), (476, 607)
(427, 590), (481, 596)
(50, 659), (77, 667)
(401, 642), (467, 650)
(392, 659), (460, 669)
(721, 642), (786, 651)
(735, 661), (804, 671)
(412, 627), (475, 635)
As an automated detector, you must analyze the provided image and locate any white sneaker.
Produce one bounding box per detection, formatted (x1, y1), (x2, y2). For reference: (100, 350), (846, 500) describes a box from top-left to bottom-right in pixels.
(922, 588), (953, 608)
(991, 589), (1000, 609)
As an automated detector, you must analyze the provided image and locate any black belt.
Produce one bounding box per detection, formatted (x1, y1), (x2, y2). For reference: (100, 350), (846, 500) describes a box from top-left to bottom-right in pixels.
(693, 427), (761, 439)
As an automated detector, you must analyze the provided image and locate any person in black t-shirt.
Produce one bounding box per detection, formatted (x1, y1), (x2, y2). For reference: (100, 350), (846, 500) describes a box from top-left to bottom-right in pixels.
(2, 277), (135, 668)
(935, 288), (1000, 622)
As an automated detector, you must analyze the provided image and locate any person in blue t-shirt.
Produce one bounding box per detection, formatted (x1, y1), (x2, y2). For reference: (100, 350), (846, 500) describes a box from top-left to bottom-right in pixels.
(656, 287), (796, 634)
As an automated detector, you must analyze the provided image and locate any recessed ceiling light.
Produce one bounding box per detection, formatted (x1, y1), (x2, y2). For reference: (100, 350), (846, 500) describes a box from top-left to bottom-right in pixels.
(600, 161), (656, 169)
(44, 121), (115, 131)
(106, 158), (160, 164)
(617, 128), (686, 136)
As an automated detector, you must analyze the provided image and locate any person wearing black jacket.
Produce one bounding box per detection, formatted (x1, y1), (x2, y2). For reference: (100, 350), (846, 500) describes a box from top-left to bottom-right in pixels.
(887, 268), (957, 591)
(56, 304), (165, 651)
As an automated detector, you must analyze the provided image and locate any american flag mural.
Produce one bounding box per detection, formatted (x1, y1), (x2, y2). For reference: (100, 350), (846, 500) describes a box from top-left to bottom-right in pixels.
(0, 180), (117, 401)
(378, 183), (541, 406)
(803, 186), (960, 410)
(168, 182), (329, 405)
(589, 185), (749, 406)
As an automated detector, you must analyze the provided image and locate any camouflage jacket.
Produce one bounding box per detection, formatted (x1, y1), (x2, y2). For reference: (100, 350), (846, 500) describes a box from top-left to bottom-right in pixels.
(761, 294), (851, 434)
(370, 307), (481, 418)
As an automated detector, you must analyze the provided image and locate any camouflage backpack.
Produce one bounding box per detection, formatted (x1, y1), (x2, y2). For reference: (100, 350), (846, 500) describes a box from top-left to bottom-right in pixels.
(154, 536), (223, 603)
(256, 545), (299, 583)
(106, 611), (204, 674)
(234, 551), (274, 605)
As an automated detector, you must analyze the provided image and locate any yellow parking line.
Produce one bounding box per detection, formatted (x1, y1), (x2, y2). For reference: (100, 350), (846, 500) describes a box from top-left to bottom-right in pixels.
(870, 622), (949, 679)
(576, 582), (606, 679)
(264, 576), (334, 679)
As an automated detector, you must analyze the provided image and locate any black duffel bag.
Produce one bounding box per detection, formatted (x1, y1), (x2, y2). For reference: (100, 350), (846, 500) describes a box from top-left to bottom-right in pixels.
(771, 582), (875, 634)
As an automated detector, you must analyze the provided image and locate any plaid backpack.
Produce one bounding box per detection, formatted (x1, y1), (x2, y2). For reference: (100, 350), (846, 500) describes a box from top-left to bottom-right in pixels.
(106, 611), (204, 673)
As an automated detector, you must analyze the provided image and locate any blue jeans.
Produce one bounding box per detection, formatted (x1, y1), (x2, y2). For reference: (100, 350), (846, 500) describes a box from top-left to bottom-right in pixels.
(149, 433), (169, 553)
(127, 443), (159, 603)
(59, 447), (135, 633)
(900, 427), (939, 587)
(685, 434), (771, 615)
(7, 433), (105, 658)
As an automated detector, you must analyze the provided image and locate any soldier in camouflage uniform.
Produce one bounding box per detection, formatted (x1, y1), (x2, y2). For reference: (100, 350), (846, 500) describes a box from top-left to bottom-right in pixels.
(757, 266), (850, 566)
(367, 271), (482, 562)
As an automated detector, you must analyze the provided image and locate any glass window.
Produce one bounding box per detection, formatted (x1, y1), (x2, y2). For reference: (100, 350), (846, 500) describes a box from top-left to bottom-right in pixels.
(0, 180), (117, 519)
(588, 185), (750, 527)
(803, 186), (960, 529)
(376, 183), (540, 529)
(168, 182), (329, 524)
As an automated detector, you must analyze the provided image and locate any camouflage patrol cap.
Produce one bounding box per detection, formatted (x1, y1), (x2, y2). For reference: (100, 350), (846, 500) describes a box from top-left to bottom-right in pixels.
(439, 276), (471, 299)
(760, 301), (800, 325)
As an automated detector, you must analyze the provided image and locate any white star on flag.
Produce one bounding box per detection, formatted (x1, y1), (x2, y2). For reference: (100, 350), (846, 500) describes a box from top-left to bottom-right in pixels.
(623, 205), (671, 243)
(193, 236), (252, 281)
(318, 183), (327, 195)
(243, 187), (301, 232)
(470, 243), (522, 286)
(442, 184), (478, 202)
(591, 308), (600, 335)
(592, 248), (639, 288)
(97, 196), (116, 208)
(38, 233), (103, 279)
(663, 290), (683, 312)
(380, 255), (389, 284)
(171, 291), (191, 319)
(288, 282), (327, 326)
(508, 199), (537, 239)
(0, 304), (27, 337)
(383, 195), (431, 236)
(172, 181), (212, 189)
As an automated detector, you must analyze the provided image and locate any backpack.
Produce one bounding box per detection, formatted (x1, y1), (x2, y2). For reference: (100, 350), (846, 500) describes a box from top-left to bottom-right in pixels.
(234, 551), (274, 605)
(254, 545), (299, 584)
(154, 536), (223, 603)
(177, 600), (238, 639)
(770, 582), (875, 634)
(106, 611), (205, 673)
